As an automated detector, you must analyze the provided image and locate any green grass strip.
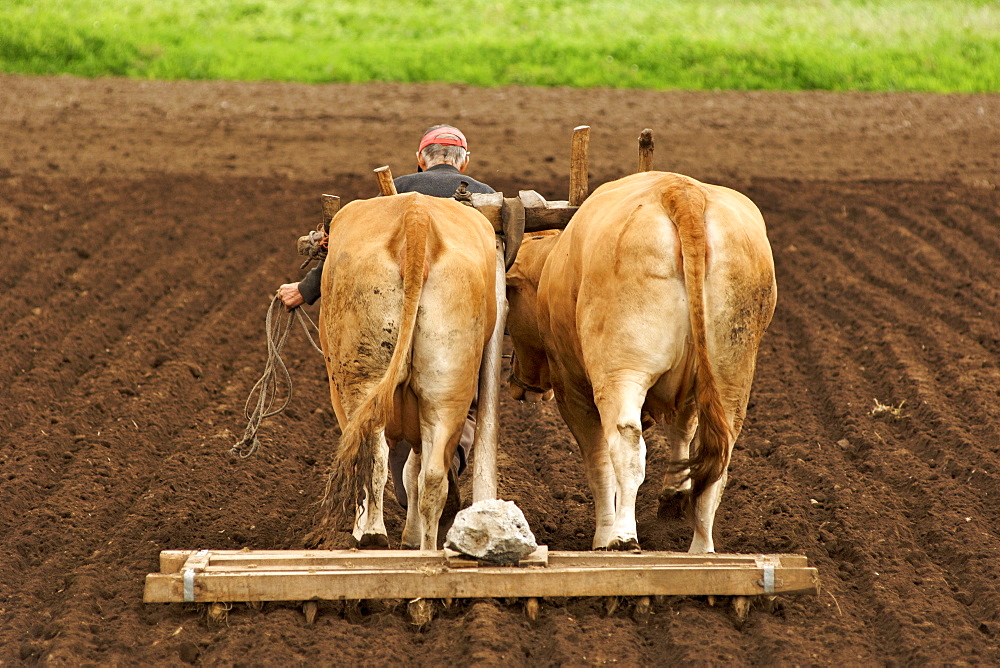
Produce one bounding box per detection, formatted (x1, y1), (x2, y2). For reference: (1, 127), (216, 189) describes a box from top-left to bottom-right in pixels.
(1, 0), (997, 91)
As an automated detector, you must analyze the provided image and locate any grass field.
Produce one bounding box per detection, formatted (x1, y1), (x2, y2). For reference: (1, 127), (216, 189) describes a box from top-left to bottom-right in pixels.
(2, 0), (998, 91)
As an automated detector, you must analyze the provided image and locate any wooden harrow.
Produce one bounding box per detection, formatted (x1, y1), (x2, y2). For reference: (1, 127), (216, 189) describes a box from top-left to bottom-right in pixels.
(145, 127), (819, 624)
(144, 547), (818, 623)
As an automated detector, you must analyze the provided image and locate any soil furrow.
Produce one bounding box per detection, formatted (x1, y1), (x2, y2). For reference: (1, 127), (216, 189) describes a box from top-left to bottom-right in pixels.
(3, 76), (999, 665)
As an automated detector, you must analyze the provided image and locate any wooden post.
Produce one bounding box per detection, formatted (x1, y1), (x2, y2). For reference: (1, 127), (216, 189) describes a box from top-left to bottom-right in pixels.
(374, 166), (398, 196)
(638, 129), (654, 172)
(472, 236), (507, 503)
(569, 126), (590, 206)
(321, 194), (340, 228)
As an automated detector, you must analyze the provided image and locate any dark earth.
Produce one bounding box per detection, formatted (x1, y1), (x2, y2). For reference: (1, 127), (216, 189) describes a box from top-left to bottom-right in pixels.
(1, 74), (999, 666)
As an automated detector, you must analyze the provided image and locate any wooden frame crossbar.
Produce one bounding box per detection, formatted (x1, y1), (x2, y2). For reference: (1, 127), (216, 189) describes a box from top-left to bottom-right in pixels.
(144, 548), (819, 603)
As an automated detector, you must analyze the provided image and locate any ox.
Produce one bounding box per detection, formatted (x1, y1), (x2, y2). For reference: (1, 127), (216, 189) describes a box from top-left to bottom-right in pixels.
(317, 193), (496, 550)
(505, 171), (776, 553)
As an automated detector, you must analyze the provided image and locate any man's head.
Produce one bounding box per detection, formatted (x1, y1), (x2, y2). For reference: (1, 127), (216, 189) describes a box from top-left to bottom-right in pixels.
(416, 125), (469, 172)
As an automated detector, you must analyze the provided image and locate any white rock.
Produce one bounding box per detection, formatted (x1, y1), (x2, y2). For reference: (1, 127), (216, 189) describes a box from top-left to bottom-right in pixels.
(445, 499), (537, 565)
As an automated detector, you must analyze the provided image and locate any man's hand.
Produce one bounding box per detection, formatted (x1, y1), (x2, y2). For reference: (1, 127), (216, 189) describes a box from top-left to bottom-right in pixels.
(277, 282), (305, 309)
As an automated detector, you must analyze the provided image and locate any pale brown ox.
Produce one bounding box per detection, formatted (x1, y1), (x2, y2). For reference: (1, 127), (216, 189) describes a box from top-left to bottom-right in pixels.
(506, 171), (776, 553)
(318, 193), (496, 550)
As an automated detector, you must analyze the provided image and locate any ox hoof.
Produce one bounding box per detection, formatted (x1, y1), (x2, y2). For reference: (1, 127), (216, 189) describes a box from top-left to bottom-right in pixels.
(356, 533), (390, 549)
(303, 530), (334, 550)
(607, 537), (641, 552)
(657, 489), (687, 519)
(400, 542), (420, 550)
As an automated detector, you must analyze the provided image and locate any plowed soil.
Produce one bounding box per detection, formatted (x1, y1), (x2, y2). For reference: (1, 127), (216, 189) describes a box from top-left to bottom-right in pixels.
(1, 74), (999, 666)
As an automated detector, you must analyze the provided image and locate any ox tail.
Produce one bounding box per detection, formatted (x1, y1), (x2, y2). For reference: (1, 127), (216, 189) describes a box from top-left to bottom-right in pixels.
(322, 204), (430, 532)
(663, 179), (731, 499)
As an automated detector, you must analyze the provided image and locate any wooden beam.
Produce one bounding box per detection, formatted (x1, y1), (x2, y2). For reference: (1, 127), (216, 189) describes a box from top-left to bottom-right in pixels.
(374, 165), (397, 196)
(157, 548), (801, 574)
(145, 561), (818, 602)
(638, 128), (654, 172)
(469, 192), (504, 231)
(159, 549), (458, 575)
(472, 237), (507, 503)
(569, 126), (590, 206)
(522, 204), (577, 233)
(469, 191), (578, 234)
(157, 548), (550, 575)
(144, 548), (819, 603)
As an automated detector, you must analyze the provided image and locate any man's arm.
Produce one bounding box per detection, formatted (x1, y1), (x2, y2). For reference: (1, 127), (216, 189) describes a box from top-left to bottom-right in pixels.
(278, 261), (323, 309)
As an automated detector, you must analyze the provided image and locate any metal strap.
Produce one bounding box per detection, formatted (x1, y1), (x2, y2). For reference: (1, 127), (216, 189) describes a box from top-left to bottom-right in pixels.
(755, 556), (777, 594)
(761, 563), (775, 594)
(183, 550), (210, 602)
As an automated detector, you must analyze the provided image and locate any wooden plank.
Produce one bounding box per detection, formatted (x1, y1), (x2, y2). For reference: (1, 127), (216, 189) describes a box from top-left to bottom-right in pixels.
(159, 549), (453, 574)
(157, 548), (804, 574)
(144, 562), (818, 602)
(160, 550), (195, 574)
(519, 545), (549, 567)
(183, 551), (211, 572)
(546, 551), (809, 569)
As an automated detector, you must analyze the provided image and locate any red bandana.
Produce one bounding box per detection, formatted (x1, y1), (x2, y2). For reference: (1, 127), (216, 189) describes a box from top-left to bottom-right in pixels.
(418, 126), (468, 151)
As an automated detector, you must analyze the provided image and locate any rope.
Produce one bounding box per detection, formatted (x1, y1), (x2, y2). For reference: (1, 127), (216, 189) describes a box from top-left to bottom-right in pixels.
(231, 295), (324, 458)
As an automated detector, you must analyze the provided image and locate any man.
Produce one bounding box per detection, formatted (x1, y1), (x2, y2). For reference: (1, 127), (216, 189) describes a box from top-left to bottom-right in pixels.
(277, 125), (495, 512)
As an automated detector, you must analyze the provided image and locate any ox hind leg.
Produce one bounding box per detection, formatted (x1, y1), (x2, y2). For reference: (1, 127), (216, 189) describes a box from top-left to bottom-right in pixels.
(591, 380), (649, 552)
(559, 399), (618, 550)
(689, 466), (731, 554)
(351, 429), (390, 549)
(414, 416), (465, 550)
(688, 377), (752, 554)
(657, 397), (698, 518)
(400, 448), (421, 549)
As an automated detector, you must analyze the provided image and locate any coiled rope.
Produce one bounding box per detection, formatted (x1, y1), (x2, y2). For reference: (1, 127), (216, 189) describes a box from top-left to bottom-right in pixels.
(231, 294), (324, 458)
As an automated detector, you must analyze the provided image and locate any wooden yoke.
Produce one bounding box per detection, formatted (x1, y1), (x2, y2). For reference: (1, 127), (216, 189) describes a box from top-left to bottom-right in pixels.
(468, 191), (576, 235)
(569, 125), (590, 206)
(638, 129), (654, 172)
(374, 166), (397, 196)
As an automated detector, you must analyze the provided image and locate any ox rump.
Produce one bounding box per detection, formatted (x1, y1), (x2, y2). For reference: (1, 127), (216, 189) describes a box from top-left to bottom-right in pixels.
(314, 192), (497, 551)
(506, 171), (777, 553)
